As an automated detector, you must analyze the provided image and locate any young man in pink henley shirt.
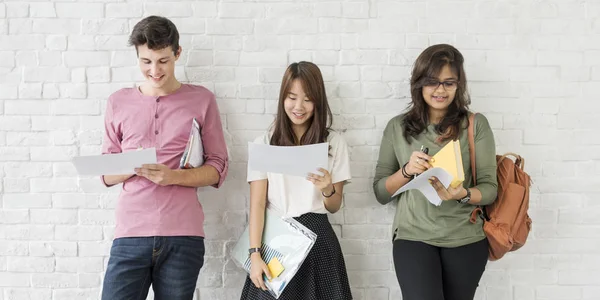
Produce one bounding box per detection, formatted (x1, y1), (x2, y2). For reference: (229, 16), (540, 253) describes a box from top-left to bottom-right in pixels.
(100, 16), (229, 300)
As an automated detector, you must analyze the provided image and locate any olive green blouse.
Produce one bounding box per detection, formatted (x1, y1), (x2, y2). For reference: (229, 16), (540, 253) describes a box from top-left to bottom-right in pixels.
(373, 113), (498, 247)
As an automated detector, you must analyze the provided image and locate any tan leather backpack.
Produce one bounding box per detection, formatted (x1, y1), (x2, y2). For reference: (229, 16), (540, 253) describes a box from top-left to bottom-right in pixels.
(468, 113), (533, 261)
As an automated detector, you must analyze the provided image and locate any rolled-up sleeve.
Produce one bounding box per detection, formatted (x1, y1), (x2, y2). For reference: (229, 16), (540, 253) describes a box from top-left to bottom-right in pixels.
(473, 114), (498, 205)
(373, 121), (400, 205)
(100, 97), (122, 187)
(331, 134), (351, 184)
(201, 93), (229, 188)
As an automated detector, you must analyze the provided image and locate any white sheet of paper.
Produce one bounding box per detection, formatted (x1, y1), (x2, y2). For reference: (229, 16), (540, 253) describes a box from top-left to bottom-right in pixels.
(391, 167), (454, 206)
(72, 148), (158, 176)
(248, 142), (328, 177)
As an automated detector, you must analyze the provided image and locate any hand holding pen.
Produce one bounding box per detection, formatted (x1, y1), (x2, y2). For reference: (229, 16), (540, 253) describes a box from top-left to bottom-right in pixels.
(402, 145), (433, 178)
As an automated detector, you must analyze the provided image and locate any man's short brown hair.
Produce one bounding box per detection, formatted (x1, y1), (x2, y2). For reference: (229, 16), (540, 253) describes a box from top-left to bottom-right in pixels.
(128, 16), (180, 55)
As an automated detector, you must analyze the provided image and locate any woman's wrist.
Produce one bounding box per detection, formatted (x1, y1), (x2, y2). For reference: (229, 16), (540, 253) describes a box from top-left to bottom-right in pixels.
(322, 184), (335, 197)
(401, 162), (413, 178)
(454, 187), (469, 201)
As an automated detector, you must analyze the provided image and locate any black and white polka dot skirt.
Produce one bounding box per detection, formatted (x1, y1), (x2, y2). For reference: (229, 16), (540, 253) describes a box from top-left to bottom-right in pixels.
(240, 212), (353, 300)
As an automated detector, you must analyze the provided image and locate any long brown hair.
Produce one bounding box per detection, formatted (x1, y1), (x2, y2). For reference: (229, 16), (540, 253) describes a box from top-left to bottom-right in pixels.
(270, 62), (333, 146)
(402, 44), (470, 144)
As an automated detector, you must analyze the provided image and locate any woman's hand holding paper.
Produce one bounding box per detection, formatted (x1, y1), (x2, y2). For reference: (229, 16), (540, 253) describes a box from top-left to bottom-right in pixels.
(428, 176), (468, 201)
(307, 168), (334, 196)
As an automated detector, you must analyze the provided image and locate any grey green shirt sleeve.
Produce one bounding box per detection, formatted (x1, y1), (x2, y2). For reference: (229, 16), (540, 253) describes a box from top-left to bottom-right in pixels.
(373, 117), (401, 205)
(472, 113), (498, 205)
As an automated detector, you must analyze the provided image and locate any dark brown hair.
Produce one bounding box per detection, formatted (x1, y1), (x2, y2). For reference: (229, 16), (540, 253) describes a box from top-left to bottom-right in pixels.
(128, 16), (180, 56)
(402, 44), (470, 144)
(270, 62), (333, 146)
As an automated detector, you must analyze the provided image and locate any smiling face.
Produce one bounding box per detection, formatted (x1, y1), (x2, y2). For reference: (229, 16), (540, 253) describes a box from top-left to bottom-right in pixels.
(421, 64), (459, 116)
(137, 44), (181, 90)
(284, 79), (315, 133)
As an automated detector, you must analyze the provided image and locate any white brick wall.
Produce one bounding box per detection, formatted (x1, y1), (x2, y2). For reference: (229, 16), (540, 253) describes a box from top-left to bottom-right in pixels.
(0, 0), (598, 299)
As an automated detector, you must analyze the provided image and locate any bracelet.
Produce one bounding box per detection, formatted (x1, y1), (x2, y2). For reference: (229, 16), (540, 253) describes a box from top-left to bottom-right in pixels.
(322, 185), (336, 198)
(401, 162), (412, 178)
(248, 247), (261, 256)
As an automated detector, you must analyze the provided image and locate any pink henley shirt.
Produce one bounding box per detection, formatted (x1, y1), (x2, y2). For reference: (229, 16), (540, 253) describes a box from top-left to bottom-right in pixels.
(101, 84), (228, 239)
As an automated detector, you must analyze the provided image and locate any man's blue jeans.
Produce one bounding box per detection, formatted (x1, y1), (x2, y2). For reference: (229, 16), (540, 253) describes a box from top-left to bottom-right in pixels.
(101, 236), (205, 300)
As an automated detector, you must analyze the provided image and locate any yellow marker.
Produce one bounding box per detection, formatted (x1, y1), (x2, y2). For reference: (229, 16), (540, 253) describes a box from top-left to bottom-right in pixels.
(267, 257), (285, 281)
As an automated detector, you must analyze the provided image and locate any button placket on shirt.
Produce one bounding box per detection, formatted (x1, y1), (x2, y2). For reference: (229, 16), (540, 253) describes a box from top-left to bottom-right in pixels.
(154, 97), (160, 147)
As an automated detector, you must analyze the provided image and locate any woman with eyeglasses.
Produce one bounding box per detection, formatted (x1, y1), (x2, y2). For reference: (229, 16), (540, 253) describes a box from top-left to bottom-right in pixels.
(372, 44), (498, 300)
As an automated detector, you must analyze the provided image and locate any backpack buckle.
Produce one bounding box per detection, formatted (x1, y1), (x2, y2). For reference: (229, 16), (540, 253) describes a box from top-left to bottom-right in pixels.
(470, 206), (488, 224)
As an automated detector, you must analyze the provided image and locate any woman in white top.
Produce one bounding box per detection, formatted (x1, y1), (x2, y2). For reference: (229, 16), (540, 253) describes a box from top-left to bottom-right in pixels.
(240, 61), (353, 300)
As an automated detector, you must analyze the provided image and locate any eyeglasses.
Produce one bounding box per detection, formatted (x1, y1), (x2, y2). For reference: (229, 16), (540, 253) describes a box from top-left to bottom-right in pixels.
(423, 80), (459, 91)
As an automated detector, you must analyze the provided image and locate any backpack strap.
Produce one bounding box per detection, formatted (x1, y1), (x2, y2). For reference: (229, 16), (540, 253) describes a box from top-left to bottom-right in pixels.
(468, 113), (477, 186)
(468, 113), (484, 223)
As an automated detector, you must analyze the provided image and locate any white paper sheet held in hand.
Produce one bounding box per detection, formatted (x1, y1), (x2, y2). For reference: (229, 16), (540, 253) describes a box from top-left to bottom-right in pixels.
(71, 148), (157, 176)
(391, 167), (454, 206)
(248, 142), (328, 177)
